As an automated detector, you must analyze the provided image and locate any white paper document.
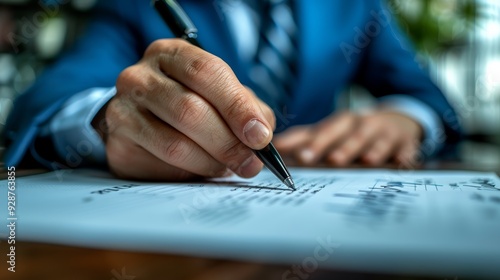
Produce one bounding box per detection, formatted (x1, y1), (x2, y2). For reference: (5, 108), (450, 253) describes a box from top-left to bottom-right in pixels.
(1, 168), (500, 277)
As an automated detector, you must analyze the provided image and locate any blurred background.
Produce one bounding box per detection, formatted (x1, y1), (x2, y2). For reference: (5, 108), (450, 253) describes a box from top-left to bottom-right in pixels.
(0, 0), (499, 159)
(0, 0), (96, 134)
(344, 0), (500, 166)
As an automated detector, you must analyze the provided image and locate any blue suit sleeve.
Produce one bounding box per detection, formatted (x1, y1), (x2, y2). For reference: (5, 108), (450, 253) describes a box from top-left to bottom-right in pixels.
(3, 1), (143, 167)
(352, 1), (462, 152)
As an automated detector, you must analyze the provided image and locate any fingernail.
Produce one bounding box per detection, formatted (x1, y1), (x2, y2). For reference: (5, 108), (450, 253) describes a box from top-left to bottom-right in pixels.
(243, 119), (270, 148)
(238, 156), (262, 178)
(300, 149), (315, 164)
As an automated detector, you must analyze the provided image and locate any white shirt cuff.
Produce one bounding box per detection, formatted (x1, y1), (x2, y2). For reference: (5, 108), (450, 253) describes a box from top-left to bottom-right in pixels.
(47, 87), (116, 166)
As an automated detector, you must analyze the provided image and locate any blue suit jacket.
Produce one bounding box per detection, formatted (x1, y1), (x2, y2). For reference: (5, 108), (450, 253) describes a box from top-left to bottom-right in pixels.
(3, 0), (461, 167)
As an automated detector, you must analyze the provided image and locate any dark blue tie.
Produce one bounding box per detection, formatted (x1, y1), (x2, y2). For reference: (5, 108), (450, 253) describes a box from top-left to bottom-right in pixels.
(249, 0), (298, 109)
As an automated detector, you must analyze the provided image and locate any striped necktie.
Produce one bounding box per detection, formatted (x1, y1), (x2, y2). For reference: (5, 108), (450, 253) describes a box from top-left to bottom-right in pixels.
(249, 0), (298, 109)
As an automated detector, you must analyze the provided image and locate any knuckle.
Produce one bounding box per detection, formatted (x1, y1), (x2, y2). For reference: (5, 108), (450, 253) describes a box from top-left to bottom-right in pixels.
(173, 94), (209, 131)
(163, 138), (189, 164)
(217, 139), (251, 167)
(144, 39), (164, 56)
(116, 66), (136, 90)
(145, 39), (181, 57)
(116, 66), (149, 98)
(225, 90), (252, 123)
(143, 124), (193, 168)
(184, 55), (226, 84)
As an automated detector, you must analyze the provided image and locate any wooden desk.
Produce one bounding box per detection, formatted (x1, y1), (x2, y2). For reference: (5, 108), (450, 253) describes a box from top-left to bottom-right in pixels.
(1, 141), (498, 280)
(0, 242), (440, 280)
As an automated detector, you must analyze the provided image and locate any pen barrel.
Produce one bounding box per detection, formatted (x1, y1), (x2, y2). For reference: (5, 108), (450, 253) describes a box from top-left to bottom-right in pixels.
(254, 144), (291, 182)
(154, 0), (201, 48)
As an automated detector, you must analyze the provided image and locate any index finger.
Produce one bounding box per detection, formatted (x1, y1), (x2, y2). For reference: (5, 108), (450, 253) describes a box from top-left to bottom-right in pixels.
(149, 39), (273, 150)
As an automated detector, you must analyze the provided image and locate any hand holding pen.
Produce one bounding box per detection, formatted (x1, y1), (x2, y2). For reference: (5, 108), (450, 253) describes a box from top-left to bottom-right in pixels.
(93, 0), (294, 189)
(153, 0), (295, 189)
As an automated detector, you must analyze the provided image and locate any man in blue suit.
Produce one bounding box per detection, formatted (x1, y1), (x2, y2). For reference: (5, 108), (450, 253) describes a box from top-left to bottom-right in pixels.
(3, 0), (461, 180)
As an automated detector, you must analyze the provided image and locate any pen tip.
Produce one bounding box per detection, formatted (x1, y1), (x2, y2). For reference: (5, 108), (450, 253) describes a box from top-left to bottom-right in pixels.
(284, 177), (296, 191)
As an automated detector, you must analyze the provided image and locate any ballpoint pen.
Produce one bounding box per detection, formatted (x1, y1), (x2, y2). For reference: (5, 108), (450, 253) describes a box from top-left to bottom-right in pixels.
(152, 0), (296, 191)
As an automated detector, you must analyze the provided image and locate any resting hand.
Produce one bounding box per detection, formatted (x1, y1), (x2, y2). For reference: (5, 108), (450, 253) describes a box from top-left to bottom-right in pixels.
(94, 39), (275, 181)
(273, 110), (423, 167)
